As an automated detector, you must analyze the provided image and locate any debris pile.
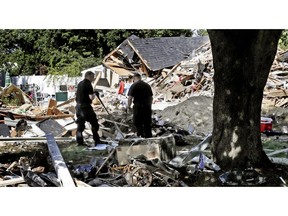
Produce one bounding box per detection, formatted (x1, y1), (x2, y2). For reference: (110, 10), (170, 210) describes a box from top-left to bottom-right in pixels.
(1, 35), (288, 187)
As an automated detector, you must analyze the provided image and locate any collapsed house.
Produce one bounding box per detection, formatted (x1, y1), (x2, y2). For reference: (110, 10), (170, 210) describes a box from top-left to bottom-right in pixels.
(103, 35), (209, 77)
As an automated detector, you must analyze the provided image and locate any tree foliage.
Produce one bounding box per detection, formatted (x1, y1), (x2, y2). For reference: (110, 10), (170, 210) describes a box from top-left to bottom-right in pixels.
(0, 29), (192, 76)
(279, 30), (288, 50)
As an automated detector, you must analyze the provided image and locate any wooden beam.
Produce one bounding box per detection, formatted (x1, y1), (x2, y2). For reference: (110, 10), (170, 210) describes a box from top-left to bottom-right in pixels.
(95, 148), (116, 176)
(45, 133), (76, 187)
(0, 137), (72, 142)
(127, 40), (152, 71)
(0, 177), (25, 187)
(74, 178), (92, 187)
(92, 70), (102, 90)
(46, 99), (58, 115)
(56, 97), (75, 108)
(156, 63), (181, 87)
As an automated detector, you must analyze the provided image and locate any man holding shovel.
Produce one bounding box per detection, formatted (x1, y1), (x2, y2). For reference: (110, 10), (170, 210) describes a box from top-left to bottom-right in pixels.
(75, 71), (100, 146)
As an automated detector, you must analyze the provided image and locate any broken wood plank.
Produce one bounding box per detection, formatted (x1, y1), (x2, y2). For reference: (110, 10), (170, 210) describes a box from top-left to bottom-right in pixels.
(74, 178), (92, 187)
(45, 133), (76, 187)
(56, 97), (75, 108)
(275, 98), (288, 107)
(267, 148), (288, 157)
(156, 63), (181, 87)
(264, 89), (288, 97)
(92, 70), (102, 90)
(46, 98), (58, 115)
(95, 148), (116, 176)
(0, 137), (72, 142)
(34, 114), (74, 121)
(0, 177), (25, 187)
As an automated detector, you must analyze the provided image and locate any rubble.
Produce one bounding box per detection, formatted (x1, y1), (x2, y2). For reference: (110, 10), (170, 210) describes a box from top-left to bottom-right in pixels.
(1, 35), (288, 187)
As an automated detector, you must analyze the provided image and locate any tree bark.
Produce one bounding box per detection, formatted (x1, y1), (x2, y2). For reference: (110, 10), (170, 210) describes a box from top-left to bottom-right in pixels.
(208, 30), (282, 170)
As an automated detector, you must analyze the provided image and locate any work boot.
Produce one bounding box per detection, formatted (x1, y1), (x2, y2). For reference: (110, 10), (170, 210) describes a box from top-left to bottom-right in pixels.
(77, 142), (88, 147)
(94, 140), (101, 146)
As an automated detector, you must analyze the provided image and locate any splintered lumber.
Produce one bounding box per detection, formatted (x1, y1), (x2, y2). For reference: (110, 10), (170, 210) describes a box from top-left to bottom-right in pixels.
(34, 114), (74, 121)
(56, 97), (75, 108)
(275, 98), (288, 107)
(45, 133), (76, 187)
(0, 177), (25, 187)
(264, 89), (288, 97)
(156, 63), (181, 87)
(74, 178), (92, 187)
(47, 99), (58, 115)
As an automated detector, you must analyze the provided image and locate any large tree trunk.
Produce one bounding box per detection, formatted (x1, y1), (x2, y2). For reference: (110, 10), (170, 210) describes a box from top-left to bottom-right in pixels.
(208, 30), (282, 170)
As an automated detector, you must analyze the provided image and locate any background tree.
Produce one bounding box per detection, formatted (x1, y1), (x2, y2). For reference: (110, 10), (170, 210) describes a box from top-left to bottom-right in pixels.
(208, 30), (282, 171)
(0, 29), (192, 76)
(278, 30), (288, 50)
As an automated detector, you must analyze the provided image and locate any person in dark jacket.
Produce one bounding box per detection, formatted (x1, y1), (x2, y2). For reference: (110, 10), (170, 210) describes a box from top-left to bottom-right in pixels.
(75, 71), (100, 146)
(127, 73), (153, 138)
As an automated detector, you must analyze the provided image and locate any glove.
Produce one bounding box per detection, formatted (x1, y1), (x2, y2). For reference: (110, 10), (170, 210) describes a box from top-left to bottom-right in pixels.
(93, 90), (99, 97)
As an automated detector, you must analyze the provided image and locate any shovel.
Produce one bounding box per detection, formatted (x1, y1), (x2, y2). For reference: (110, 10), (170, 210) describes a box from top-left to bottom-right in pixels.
(95, 94), (125, 139)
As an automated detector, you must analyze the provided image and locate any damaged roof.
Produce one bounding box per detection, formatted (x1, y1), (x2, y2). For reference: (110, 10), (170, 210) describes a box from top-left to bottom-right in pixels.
(125, 35), (209, 71)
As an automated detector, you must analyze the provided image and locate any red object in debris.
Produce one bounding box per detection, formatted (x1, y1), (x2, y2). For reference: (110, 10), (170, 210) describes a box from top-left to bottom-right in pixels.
(260, 117), (273, 132)
(118, 80), (125, 95)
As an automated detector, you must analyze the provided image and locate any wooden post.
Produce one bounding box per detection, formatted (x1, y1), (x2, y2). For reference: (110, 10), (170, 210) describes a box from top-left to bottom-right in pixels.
(92, 71), (102, 90)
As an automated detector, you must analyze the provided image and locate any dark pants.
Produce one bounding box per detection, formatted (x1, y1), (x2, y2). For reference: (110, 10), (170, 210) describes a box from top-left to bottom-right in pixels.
(133, 103), (152, 138)
(76, 104), (100, 145)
